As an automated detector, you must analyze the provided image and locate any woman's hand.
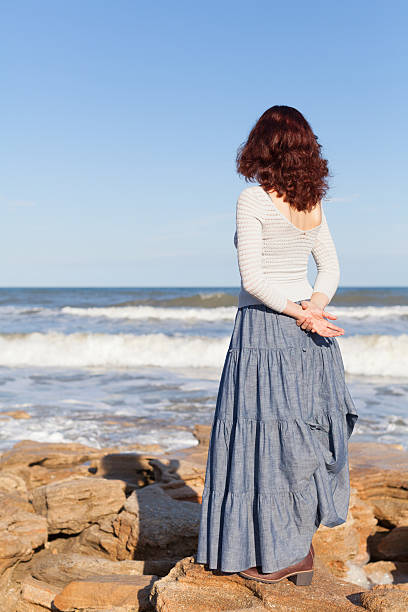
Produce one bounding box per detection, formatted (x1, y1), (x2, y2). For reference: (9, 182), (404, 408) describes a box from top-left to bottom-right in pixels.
(295, 300), (344, 337)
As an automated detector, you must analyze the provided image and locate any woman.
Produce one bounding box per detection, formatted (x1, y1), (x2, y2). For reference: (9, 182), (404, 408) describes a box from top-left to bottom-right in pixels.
(195, 105), (358, 586)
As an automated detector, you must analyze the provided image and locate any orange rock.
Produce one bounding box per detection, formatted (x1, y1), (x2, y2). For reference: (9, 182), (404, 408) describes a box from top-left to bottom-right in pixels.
(363, 560), (408, 586)
(150, 555), (364, 611)
(0, 511), (47, 575)
(360, 583), (408, 611)
(349, 442), (408, 528)
(53, 574), (156, 611)
(375, 527), (408, 562)
(31, 477), (126, 535)
(21, 576), (60, 608)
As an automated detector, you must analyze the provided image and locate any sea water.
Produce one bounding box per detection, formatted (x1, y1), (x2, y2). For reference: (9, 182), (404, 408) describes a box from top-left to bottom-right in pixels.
(0, 287), (407, 452)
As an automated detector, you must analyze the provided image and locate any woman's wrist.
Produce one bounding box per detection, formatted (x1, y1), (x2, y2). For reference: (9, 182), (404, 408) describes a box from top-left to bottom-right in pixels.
(310, 292), (329, 310)
(281, 299), (308, 321)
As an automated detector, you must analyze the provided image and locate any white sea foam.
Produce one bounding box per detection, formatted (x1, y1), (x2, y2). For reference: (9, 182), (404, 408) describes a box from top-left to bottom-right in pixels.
(60, 304), (408, 322)
(61, 305), (236, 321)
(329, 305), (408, 319)
(1, 303), (408, 323)
(0, 332), (228, 368)
(338, 334), (408, 377)
(0, 331), (408, 377)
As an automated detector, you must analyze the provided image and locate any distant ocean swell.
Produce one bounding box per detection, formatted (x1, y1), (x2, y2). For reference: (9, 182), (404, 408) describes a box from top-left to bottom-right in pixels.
(0, 331), (407, 377)
(1, 304), (408, 322)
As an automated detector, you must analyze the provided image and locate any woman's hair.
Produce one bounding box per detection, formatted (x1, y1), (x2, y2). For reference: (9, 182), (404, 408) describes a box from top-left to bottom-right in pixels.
(236, 105), (331, 212)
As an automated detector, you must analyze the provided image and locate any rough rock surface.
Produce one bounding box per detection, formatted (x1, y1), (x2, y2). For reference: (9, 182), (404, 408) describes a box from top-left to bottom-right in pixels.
(112, 484), (201, 560)
(0, 440), (100, 470)
(53, 574), (156, 611)
(313, 488), (377, 579)
(349, 442), (408, 529)
(0, 434), (407, 611)
(374, 526), (408, 561)
(0, 471), (28, 497)
(150, 555), (364, 611)
(26, 551), (172, 588)
(0, 511), (47, 575)
(363, 560), (408, 586)
(20, 576), (60, 610)
(360, 583), (408, 611)
(31, 477), (126, 534)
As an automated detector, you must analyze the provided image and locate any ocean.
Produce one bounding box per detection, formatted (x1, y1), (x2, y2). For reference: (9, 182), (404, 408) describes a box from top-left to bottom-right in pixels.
(0, 287), (407, 452)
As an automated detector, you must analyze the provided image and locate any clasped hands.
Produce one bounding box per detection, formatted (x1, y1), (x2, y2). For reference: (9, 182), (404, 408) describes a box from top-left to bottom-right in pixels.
(296, 300), (344, 337)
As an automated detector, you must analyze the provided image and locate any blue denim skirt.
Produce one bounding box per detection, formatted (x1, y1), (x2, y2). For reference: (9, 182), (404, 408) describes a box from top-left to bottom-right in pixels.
(196, 302), (359, 574)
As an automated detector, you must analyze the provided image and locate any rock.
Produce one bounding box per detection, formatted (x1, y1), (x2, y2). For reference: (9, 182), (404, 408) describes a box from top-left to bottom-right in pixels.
(27, 551), (173, 588)
(149, 427), (209, 503)
(0, 440), (105, 490)
(0, 440), (100, 470)
(313, 488), (377, 579)
(150, 555), (364, 611)
(75, 484), (200, 564)
(360, 583), (408, 611)
(20, 576), (60, 609)
(349, 442), (408, 528)
(77, 516), (121, 559)
(30, 463), (96, 489)
(0, 511), (47, 574)
(94, 452), (157, 489)
(0, 410), (31, 419)
(0, 440), (181, 494)
(121, 442), (164, 454)
(53, 574), (156, 611)
(363, 560), (408, 586)
(0, 492), (34, 517)
(76, 482), (201, 562)
(192, 424), (211, 447)
(0, 471), (28, 497)
(0, 565), (22, 612)
(1, 434), (406, 611)
(31, 477), (126, 534)
(367, 525), (390, 560)
(347, 489), (379, 566)
(111, 484), (201, 561)
(150, 454), (206, 503)
(375, 527), (408, 561)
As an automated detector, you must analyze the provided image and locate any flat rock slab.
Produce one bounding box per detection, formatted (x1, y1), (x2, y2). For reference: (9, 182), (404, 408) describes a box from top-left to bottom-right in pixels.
(0, 440), (101, 469)
(21, 576), (60, 609)
(53, 574), (156, 611)
(360, 583), (408, 611)
(32, 477), (126, 534)
(150, 556), (365, 611)
(28, 551), (152, 589)
(349, 442), (408, 472)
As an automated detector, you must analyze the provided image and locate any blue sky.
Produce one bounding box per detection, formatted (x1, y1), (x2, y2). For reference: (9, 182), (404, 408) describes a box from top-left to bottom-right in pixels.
(1, 0), (407, 287)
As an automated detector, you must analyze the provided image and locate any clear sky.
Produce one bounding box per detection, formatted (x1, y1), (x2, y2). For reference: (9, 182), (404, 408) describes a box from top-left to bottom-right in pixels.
(1, 0), (407, 287)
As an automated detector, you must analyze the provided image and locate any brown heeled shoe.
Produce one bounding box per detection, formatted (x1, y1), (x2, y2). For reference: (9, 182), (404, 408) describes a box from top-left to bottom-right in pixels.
(238, 543), (314, 585)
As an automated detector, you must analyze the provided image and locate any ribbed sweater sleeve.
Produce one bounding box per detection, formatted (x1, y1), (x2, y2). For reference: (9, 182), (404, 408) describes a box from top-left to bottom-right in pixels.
(236, 190), (288, 313)
(311, 209), (340, 302)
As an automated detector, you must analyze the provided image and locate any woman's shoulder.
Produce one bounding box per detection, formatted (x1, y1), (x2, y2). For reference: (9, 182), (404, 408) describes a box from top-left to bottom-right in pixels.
(236, 185), (266, 222)
(237, 184), (264, 201)
(236, 185), (266, 211)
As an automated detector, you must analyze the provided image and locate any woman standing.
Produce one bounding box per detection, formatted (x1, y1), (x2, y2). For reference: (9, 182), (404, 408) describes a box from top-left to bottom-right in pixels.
(195, 105), (358, 586)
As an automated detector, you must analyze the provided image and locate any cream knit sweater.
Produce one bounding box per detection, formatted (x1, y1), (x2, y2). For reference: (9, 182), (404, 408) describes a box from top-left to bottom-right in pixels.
(233, 185), (340, 313)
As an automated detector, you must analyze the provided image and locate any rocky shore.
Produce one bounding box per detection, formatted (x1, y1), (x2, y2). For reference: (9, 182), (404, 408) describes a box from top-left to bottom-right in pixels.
(0, 426), (407, 611)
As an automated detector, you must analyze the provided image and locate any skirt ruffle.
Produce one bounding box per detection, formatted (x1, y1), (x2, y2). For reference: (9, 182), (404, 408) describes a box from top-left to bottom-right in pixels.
(196, 303), (358, 573)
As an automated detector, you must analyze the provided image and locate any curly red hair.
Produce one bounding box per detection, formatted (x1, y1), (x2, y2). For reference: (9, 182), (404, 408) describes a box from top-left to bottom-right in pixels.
(236, 106), (331, 212)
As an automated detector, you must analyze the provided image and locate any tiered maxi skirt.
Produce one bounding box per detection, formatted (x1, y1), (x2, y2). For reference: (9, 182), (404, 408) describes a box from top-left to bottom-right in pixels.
(196, 302), (359, 574)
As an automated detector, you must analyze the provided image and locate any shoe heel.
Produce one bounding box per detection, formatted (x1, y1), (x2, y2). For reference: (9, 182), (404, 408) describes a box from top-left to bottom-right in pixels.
(290, 570), (313, 586)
